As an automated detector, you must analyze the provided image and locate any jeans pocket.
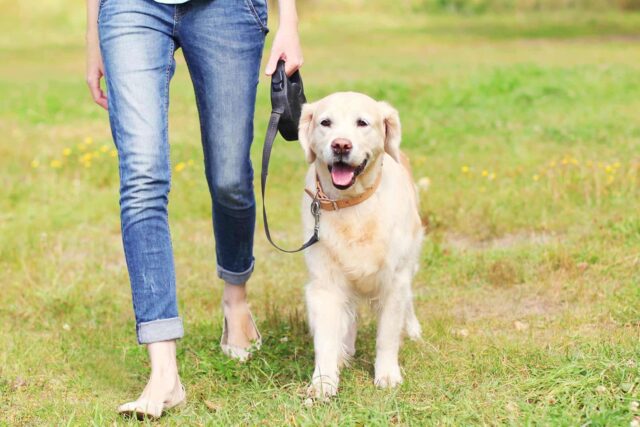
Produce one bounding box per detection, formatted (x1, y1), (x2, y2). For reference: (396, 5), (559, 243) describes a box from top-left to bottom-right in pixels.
(244, 0), (269, 34)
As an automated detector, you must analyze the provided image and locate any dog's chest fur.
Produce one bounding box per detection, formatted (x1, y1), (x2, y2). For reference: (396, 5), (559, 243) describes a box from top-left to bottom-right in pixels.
(321, 207), (390, 292)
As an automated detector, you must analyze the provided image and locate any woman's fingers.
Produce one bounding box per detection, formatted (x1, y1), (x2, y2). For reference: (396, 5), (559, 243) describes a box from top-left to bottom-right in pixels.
(284, 57), (303, 76)
(264, 50), (281, 76)
(86, 69), (108, 110)
(264, 27), (303, 76)
(264, 49), (303, 76)
(86, 32), (108, 110)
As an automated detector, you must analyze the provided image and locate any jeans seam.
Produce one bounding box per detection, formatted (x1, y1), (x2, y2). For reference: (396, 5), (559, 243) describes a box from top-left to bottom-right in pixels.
(97, 0), (107, 24)
(166, 14), (175, 193)
(164, 14), (175, 277)
(243, 0), (269, 33)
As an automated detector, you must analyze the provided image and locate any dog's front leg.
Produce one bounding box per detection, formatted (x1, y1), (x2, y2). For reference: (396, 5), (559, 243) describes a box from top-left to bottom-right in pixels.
(374, 271), (411, 388)
(305, 282), (349, 399)
(342, 315), (357, 364)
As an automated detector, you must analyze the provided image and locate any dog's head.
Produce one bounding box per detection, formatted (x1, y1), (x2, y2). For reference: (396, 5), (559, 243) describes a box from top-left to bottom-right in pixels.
(298, 92), (401, 190)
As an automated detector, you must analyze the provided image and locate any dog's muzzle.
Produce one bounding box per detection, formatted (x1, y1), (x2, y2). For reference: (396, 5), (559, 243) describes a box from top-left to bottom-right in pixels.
(328, 157), (368, 190)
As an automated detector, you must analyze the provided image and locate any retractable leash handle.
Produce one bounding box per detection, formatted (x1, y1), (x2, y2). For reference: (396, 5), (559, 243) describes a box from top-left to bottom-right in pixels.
(261, 60), (319, 253)
(270, 60), (305, 141)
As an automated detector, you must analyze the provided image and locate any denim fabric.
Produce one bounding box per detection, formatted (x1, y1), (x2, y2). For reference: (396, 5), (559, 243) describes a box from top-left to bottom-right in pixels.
(98, 0), (267, 344)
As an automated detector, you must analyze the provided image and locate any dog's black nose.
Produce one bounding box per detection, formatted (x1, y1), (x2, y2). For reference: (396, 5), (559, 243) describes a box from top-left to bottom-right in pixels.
(331, 138), (352, 156)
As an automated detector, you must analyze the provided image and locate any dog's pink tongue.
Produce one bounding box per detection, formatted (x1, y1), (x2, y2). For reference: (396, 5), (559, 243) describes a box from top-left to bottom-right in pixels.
(331, 163), (355, 187)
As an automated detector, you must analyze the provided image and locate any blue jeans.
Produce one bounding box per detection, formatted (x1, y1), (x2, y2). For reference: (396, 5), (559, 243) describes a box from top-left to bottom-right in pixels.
(98, 0), (268, 344)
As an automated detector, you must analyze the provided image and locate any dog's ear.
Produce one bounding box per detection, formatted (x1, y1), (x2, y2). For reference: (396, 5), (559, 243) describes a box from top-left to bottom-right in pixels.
(298, 102), (317, 164)
(378, 101), (401, 162)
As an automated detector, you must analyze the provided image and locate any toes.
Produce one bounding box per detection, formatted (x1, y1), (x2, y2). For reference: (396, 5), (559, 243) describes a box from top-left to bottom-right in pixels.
(117, 399), (163, 419)
(221, 345), (251, 362)
(307, 377), (338, 400)
(117, 401), (137, 413)
(374, 374), (403, 389)
(375, 365), (403, 389)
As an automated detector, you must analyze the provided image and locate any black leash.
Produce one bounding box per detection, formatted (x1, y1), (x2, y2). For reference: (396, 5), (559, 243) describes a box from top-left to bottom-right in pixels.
(260, 61), (320, 253)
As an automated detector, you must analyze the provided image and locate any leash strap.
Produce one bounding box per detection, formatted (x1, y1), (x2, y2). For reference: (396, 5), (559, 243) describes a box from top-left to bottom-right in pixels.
(260, 110), (320, 253)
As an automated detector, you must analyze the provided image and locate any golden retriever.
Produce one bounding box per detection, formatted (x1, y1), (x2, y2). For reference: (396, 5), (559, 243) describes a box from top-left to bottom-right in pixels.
(298, 92), (423, 398)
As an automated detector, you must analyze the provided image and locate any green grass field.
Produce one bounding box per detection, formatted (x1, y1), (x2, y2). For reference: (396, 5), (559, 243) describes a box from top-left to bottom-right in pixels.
(1, 3), (640, 425)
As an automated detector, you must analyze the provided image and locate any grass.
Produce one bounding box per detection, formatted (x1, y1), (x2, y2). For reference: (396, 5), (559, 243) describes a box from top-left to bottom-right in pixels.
(1, 4), (640, 426)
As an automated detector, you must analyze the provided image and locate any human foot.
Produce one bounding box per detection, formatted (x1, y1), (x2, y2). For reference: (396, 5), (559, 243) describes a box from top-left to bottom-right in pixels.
(118, 341), (186, 419)
(221, 283), (261, 361)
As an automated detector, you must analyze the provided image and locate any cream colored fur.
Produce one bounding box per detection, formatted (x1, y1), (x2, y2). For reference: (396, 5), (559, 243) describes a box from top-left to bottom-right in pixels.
(298, 92), (423, 398)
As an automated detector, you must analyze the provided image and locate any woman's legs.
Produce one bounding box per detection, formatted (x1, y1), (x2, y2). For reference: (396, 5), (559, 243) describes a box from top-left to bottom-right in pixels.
(100, 0), (268, 398)
(176, 0), (268, 348)
(99, 0), (183, 408)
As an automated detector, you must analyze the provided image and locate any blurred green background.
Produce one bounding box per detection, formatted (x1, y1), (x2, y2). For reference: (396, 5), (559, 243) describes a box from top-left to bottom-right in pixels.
(1, 0), (640, 425)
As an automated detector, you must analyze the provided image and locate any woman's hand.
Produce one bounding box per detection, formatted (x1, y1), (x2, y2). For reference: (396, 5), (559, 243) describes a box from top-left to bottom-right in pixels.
(86, 35), (108, 110)
(264, 0), (303, 76)
(86, 0), (108, 110)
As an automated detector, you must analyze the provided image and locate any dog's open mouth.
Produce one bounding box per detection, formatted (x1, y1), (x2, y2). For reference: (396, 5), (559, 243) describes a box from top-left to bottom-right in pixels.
(328, 158), (368, 190)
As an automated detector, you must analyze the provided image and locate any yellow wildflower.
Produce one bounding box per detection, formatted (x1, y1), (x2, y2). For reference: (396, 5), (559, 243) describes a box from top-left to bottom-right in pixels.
(533, 174), (540, 181)
(50, 159), (62, 169)
(100, 145), (110, 153)
(481, 170), (489, 177)
(110, 149), (118, 158)
(84, 137), (93, 145)
(63, 148), (72, 157)
(605, 165), (613, 174)
(175, 162), (186, 172)
(31, 159), (40, 169)
(461, 165), (470, 174)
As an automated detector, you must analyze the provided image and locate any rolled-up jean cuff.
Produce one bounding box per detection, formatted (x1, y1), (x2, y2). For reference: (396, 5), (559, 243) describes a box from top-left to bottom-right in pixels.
(137, 317), (184, 344)
(217, 260), (254, 285)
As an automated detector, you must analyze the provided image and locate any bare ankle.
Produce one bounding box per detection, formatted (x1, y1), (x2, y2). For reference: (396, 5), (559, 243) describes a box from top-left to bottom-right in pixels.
(147, 340), (179, 379)
(149, 365), (179, 380)
(223, 282), (248, 306)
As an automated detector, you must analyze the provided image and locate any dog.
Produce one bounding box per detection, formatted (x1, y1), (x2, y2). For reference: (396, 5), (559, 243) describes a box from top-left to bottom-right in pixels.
(298, 92), (423, 398)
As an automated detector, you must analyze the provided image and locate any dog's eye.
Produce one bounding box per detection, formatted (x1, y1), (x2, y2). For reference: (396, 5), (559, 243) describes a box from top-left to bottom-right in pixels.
(356, 119), (369, 128)
(320, 119), (332, 127)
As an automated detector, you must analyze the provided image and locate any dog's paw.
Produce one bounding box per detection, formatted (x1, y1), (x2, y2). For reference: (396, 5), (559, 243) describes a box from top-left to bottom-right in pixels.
(405, 318), (422, 341)
(374, 364), (403, 389)
(307, 375), (338, 400)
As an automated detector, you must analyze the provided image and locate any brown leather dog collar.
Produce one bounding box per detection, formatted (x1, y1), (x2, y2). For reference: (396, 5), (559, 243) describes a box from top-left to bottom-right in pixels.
(304, 169), (382, 211)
